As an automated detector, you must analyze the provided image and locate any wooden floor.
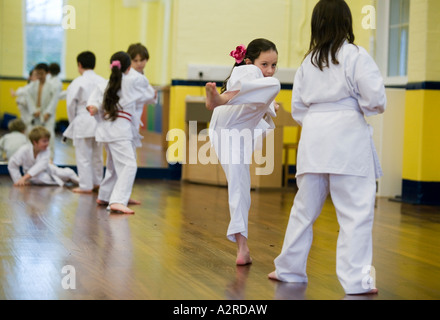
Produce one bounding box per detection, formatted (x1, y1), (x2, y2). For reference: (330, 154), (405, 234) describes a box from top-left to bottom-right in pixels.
(0, 175), (439, 300)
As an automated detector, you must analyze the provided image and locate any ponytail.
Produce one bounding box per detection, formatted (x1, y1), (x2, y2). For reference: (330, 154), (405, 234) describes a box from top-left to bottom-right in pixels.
(103, 51), (131, 121)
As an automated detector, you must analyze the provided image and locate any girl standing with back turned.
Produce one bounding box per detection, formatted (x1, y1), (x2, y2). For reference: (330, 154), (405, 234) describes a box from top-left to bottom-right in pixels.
(269, 0), (386, 295)
(88, 51), (156, 214)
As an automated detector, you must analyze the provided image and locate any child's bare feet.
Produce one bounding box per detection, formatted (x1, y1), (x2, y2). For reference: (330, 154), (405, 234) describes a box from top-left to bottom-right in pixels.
(109, 203), (135, 214)
(268, 271), (280, 281)
(235, 233), (252, 266)
(348, 288), (379, 296)
(72, 187), (93, 194)
(128, 199), (141, 205)
(96, 199), (109, 206)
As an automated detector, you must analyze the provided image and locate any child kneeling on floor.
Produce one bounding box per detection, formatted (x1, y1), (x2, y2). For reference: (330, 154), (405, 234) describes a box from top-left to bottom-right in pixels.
(8, 126), (79, 187)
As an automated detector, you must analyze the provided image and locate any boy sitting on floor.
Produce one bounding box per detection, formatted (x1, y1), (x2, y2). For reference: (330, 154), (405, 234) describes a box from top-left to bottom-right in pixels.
(8, 126), (79, 187)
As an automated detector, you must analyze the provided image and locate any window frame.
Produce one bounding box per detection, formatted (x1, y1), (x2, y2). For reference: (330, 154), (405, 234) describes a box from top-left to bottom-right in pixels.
(22, 0), (66, 79)
(375, 0), (410, 86)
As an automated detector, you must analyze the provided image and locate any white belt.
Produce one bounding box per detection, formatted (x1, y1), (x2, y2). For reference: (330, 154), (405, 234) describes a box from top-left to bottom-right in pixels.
(309, 97), (362, 114)
(310, 97), (383, 179)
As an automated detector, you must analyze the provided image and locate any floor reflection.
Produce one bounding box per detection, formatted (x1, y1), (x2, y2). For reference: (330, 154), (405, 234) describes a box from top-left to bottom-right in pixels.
(272, 281), (308, 300)
(225, 265), (252, 300)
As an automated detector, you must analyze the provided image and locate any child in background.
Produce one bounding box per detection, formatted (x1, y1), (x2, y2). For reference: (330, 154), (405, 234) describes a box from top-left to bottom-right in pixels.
(268, 0), (386, 295)
(63, 51), (106, 193)
(127, 43), (157, 131)
(8, 126), (79, 187)
(205, 38), (281, 265)
(87, 51), (156, 214)
(127, 43), (149, 75)
(10, 69), (38, 132)
(48, 62), (66, 100)
(25, 63), (59, 156)
(0, 118), (28, 161)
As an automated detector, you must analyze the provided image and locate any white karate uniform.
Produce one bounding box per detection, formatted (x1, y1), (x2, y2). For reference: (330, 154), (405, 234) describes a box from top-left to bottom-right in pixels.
(0, 131), (28, 160)
(64, 70), (106, 191)
(209, 64), (280, 242)
(25, 80), (59, 154)
(87, 69), (156, 206)
(128, 68), (156, 130)
(14, 83), (35, 131)
(273, 42), (386, 294)
(8, 144), (79, 186)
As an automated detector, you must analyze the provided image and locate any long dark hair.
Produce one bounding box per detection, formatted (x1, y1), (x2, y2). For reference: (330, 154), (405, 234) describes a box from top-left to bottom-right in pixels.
(103, 51), (131, 121)
(306, 0), (355, 71)
(221, 38), (278, 93)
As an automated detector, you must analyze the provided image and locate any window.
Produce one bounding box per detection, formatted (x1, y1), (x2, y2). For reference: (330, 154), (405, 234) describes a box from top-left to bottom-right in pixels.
(388, 0), (410, 77)
(376, 0), (410, 84)
(24, 0), (64, 76)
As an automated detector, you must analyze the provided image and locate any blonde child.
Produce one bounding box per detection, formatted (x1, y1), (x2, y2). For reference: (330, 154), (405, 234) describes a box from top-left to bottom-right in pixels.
(8, 126), (79, 187)
(205, 38), (281, 265)
(87, 51), (156, 214)
(268, 0), (386, 295)
(0, 118), (28, 161)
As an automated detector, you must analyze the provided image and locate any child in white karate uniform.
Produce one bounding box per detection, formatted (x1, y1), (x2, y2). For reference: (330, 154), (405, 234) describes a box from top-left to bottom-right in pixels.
(87, 51), (156, 214)
(205, 39), (281, 265)
(269, 0), (386, 295)
(25, 63), (59, 156)
(127, 43), (157, 131)
(63, 51), (106, 193)
(8, 126), (79, 187)
(10, 69), (38, 132)
(0, 118), (28, 161)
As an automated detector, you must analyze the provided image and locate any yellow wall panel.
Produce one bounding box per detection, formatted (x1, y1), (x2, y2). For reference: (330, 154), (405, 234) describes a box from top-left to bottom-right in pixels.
(0, 0), (24, 77)
(402, 90), (440, 182)
(420, 90), (440, 180)
(402, 90), (424, 181)
(0, 79), (68, 121)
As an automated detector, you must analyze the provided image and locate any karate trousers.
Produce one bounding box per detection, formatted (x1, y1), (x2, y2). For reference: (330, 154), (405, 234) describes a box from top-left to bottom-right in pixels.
(213, 131), (254, 243)
(273, 164), (377, 294)
(98, 140), (137, 206)
(30, 164), (79, 186)
(74, 137), (103, 191)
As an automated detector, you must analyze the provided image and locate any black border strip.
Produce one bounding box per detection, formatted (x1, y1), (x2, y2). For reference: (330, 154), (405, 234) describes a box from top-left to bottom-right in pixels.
(401, 179), (440, 206)
(171, 79), (293, 90)
(0, 164), (182, 181)
(406, 81), (440, 90)
(2, 76), (438, 91)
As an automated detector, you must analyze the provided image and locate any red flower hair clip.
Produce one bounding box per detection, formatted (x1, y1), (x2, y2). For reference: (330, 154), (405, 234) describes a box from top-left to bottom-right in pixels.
(230, 45), (247, 64)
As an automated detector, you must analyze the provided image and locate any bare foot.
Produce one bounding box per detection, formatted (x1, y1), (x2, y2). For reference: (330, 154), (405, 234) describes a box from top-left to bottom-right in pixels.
(96, 199), (109, 206)
(268, 271), (280, 281)
(109, 203), (135, 214)
(348, 288), (379, 296)
(235, 233), (252, 266)
(72, 187), (93, 194)
(205, 82), (221, 110)
(128, 199), (141, 205)
(236, 252), (252, 266)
